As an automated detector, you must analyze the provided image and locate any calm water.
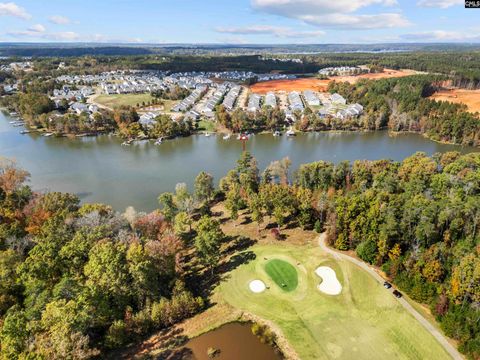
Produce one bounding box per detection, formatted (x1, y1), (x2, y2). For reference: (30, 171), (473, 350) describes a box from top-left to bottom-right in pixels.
(183, 322), (280, 360)
(1, 110), (477, 211)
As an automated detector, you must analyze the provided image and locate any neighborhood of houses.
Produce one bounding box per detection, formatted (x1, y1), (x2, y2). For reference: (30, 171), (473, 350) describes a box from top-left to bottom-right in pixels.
(52, 69), (364, 129)
(2, 64), (364, 135)
(318, 66), (368, 77)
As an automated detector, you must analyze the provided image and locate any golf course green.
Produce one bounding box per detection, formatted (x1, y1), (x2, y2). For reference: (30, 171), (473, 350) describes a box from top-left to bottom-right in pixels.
(265, 259), (298, 292)
(218, 244), (451, 360)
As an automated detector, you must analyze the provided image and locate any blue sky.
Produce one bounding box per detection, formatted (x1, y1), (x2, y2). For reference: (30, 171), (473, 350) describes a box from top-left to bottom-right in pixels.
(0, 0), (478, 44)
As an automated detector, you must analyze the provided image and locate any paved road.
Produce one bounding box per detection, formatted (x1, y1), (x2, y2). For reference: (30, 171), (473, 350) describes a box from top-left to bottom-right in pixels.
(318, 233), (463, 360)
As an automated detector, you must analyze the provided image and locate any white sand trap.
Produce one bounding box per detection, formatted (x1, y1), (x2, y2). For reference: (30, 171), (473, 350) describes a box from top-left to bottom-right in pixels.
(249, 280), (266, 293)
(315, 266), (342, 295)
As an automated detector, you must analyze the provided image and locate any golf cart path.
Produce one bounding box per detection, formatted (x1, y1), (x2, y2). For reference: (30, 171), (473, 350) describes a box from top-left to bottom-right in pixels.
(318, 233), (463, 360)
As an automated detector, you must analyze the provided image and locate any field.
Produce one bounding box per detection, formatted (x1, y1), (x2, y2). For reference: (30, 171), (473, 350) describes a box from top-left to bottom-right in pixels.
(249, 69), (418, 94)
(430, 88), (480, 113)
(94, 93), (155, 109)
(218, 244), (450, 360)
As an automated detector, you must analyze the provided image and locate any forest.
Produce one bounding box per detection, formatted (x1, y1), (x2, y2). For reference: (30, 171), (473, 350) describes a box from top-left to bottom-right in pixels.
(1, 151), (479, 358)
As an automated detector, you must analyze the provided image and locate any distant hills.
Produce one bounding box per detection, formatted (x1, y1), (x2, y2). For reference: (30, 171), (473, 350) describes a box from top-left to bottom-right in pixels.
(1, 42), (480, 57)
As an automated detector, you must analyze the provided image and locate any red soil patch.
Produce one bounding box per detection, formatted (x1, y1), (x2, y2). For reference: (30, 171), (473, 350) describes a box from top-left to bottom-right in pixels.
(333, 68), (418, 84)
(250, 69), (418, 94)
(250, 78), (330, 94)
(430, 89), (480, 113)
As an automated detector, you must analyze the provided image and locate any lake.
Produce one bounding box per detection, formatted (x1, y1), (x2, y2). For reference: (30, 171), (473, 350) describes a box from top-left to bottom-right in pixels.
(1, 110), (477, 211)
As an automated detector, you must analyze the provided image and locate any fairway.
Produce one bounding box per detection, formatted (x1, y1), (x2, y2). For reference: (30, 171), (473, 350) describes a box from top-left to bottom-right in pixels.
(218, 245), (451, 360)
(264, 259), (298, 292)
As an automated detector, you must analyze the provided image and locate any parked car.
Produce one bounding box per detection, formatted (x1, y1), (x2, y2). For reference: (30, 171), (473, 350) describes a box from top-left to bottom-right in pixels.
(383, 281), (392, 289)
(393, 290), (402, 298)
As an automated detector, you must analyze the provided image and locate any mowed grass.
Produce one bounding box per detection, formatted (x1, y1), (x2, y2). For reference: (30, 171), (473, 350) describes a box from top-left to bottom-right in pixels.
(218, 245), (451, 360)
(265, 259), (298, 292)
(95, 93), (154, 109)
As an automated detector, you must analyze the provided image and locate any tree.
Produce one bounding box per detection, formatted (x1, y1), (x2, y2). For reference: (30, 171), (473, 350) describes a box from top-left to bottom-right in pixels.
(84, 240), (132, 320)
(0, 306), (28, 359)
(194, 216), (223, 273)
(225, 182), (242, 220)
(450, 253), (480, 304)
(174, 183), (194, 215)
(158, 192), (177, 222)
(174, 211), (192, 237)
(194, 171), (214, 203)
(248, 193), (264, 234)
(236, 151), (259, 193)
(0, 158), (30, 195)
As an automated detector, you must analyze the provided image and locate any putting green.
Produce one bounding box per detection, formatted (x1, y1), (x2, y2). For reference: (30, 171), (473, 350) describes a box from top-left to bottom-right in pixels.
(264, 259), (298, 292)
(218, 245), (450, 360)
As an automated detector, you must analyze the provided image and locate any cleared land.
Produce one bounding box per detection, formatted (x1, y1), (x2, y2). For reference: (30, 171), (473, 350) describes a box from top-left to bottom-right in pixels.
(430, 88), (480, 113)
(332, 68), (418, 84)
(264, 259), (298, 292)
(250, 69), (418, 94)
(250, 78), (330, 94)
(219, 244), (451, 360)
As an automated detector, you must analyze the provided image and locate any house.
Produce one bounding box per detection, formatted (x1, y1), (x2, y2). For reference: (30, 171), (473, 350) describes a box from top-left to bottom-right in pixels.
(222, 85), (241, 111)
(70, 102), (89, 114)
(247, 94), (262, 112)
(139, 112), (158, 129)
(284, 109), (295, 122)
(288, 91), (304, 112)
(184, 110), (201, 121)
(265, 92), (277, 107)
(303, 90), (320, 106)
(330, 93), (346, 105)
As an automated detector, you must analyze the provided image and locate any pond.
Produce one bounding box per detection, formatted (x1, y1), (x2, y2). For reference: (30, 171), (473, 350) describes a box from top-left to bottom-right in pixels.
(1, 110), (477, 211)
(183, 322), (280, 360)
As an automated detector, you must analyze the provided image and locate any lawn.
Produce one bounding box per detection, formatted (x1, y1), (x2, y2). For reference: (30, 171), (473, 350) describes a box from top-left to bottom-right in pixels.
(95, 93), (155, 109)
(218, 244), (451, 360)
(197, 119), (216, 132)
(264, 259), (298, 292)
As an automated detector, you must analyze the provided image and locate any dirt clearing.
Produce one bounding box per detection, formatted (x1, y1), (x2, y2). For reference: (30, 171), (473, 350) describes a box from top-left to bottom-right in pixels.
(430, 89), (480, 113)
(250, 69), (419, 94)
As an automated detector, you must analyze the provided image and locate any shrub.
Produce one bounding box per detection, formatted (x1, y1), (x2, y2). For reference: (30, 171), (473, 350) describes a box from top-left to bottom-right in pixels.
(356, 240), (377, 264)
(105, 320), (129, 349)
(251, 323), (276, 346)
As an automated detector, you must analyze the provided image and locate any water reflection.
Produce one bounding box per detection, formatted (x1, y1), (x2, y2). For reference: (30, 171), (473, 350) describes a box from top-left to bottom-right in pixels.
(1, 111), (477, 211)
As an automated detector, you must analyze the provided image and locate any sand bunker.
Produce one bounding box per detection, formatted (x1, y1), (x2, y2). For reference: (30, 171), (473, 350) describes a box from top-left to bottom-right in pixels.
(249, 280), (266, 293)
(315, 266), (342, 295)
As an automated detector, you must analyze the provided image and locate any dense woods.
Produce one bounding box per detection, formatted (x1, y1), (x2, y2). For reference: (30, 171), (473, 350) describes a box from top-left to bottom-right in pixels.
(0, 159), (210, 358)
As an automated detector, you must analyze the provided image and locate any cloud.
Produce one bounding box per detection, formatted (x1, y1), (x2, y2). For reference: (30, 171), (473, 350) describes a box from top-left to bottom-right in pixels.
(49, 15), (71, 25)
(417, 0), (463, 8)
(29, 24), (46, 33)
(0, 2), (31, 19)
(400, 30), (480, 42)
(216, 25), (325, 38)
(8, 24), (80, 41)
(251, 0), (410, 29)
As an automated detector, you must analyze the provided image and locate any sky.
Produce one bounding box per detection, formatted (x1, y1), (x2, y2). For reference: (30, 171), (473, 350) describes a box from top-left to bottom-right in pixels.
(0, 0), (478, 44)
